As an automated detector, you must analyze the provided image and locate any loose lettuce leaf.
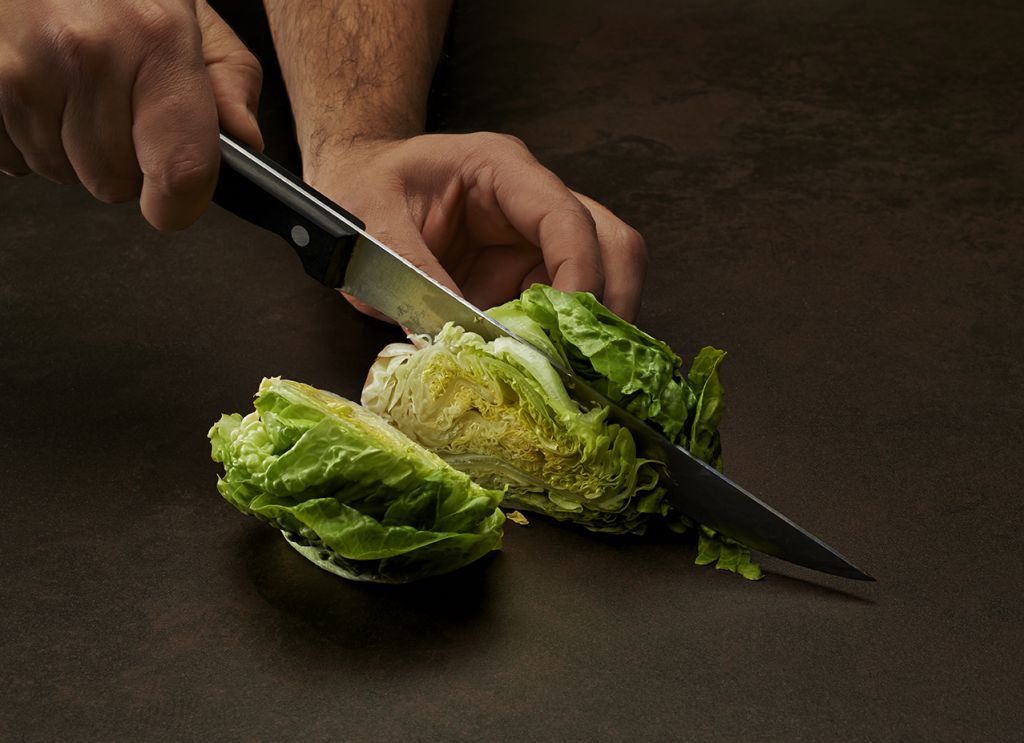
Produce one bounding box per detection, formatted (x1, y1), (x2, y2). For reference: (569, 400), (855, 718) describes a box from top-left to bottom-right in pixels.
(696, 526), (763, 581)
(210, 378), (505, 583)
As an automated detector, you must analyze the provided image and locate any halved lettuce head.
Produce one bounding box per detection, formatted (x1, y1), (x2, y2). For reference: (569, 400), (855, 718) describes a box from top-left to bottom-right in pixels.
(209, 377), (505, 583)
(362, 284), (761, 579)
(363, 325), (664, 534)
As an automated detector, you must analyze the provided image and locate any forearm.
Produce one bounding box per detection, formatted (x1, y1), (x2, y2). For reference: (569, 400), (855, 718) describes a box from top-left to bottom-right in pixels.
(264, 0), (452, 170)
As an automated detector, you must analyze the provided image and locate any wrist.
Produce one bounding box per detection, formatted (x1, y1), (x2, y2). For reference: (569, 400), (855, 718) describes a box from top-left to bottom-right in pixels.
(302, 131), (405, 182)
(300, 132), (408, 184)
(292, 95), (428, 178)
(299, 129), (394, 160)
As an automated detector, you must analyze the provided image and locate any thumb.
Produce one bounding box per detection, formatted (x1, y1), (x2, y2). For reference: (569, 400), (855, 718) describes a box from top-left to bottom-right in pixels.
(196, 2), (264, 151)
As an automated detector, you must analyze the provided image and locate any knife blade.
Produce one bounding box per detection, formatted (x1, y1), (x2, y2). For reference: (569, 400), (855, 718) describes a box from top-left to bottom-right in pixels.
(212, 133), (873, 581)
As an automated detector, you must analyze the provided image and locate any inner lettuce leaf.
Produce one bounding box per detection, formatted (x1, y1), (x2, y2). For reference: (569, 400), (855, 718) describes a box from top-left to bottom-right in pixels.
(209, 377), (505, 583)
(362, 325), (664, 534)
(362, 285), (762, 579)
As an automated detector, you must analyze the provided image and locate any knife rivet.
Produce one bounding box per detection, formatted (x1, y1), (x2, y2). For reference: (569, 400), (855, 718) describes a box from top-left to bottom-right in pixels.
(290, 225), (310, 247)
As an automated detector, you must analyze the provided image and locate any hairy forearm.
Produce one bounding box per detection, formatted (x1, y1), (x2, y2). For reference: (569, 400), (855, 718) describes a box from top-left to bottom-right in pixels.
(264, 0), (452, 168)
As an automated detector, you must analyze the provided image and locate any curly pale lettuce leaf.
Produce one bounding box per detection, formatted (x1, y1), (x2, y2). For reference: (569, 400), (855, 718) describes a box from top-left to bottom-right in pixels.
(209, 377), (505, 583)
(363, 325), (663, 534)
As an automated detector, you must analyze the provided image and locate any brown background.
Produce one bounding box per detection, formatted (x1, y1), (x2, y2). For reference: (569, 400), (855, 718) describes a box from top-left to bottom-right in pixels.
(2, 1), (1022, 740)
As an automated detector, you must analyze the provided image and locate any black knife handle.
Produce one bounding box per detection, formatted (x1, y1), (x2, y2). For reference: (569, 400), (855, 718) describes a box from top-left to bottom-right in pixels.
(212, 133), (364, 287)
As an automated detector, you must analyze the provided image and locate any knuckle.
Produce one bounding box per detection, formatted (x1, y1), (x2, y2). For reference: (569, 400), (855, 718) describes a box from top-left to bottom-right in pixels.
(132, 5), (190, 46)
(154, 155), (216, 196)
(222, 51), (264, 100)
(571, 204), (599, 231)
(47, 25), (108, 66)
(499, 133), (527, 150)
(619, 225), (647, 263)
(233, 50), (263, 85)
(472, 131), (527, 155)
(544, 204), (598, 236)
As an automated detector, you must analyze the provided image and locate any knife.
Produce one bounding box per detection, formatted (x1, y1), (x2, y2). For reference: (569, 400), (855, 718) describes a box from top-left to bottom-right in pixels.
(212, 133), (874, 582)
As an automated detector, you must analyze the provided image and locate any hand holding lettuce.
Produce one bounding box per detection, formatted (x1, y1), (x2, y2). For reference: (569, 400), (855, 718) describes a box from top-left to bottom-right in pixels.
(209, 285), (761, 582)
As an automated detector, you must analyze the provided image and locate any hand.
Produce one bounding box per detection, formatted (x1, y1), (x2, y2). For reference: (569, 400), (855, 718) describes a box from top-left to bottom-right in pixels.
(0, 0), (262, 229)
(304, 133), (647, 321)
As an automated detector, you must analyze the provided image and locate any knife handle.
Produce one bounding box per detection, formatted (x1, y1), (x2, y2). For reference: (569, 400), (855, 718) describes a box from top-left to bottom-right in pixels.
(212, 133), (364, 287)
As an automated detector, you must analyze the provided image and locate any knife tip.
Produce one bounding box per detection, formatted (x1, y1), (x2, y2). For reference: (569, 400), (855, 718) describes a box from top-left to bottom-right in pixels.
(844, 565), (876, 582)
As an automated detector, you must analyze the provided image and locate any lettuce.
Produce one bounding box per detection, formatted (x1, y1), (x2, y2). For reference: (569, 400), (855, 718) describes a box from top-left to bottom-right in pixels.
(209, 287), (761, 582)
(491, 285), (694, 443)
(363, 324), (663, 534)
(362, 285), (761, 579)
(209, 378), (505, 583)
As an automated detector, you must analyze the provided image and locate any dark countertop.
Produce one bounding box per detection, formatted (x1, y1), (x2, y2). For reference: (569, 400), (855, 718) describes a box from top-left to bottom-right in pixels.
(2, 2), (1022, 740)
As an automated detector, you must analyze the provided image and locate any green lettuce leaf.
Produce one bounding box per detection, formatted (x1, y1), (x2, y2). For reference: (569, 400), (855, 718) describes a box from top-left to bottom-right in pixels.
(686, 347), (727, 470)
(209, 378), (505, 583)
(696, 526), (763, 581)
(491, 286), (694, 442)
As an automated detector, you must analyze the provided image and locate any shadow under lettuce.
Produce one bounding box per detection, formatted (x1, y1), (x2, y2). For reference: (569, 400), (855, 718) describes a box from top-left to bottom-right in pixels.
(237, 525), (502, 657)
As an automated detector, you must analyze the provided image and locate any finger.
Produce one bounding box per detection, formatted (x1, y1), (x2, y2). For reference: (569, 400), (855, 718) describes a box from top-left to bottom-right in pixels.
(485, 153), (605, 299)
(196, 2), (264, 152)
(347, 210), (463, 321)
(461, 243), (542, 309)
(1, 80), (77, 184)
(61, 63), (141, 203)
(339, 290), (395, 324)
(520, 262), (550, 292)
(131, 20), (220, 231)
(573, 192), (647, 321)
(0, 116), (29, 176)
